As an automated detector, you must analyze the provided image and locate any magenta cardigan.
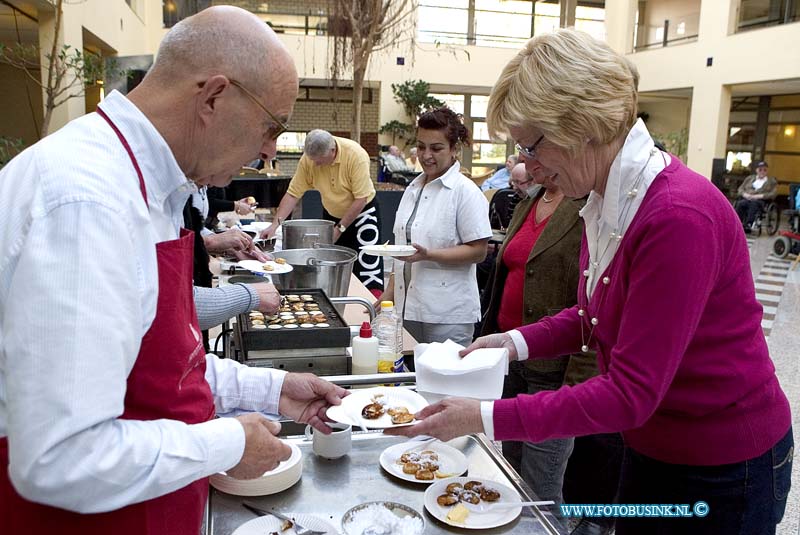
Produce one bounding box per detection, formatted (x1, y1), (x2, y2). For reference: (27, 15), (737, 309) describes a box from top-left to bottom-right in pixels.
(493, 158), (791, 466)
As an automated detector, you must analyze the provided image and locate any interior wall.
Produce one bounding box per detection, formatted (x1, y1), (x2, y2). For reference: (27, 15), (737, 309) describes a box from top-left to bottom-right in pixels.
(638, 96), (692, 138)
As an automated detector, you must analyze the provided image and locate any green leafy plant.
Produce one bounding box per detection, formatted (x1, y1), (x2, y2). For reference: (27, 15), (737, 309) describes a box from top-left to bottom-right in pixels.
(0, 137), (24, 169)
(379, 79), (444, 146)
(391, 79), (444, 119)
(378, 120), (415, 144)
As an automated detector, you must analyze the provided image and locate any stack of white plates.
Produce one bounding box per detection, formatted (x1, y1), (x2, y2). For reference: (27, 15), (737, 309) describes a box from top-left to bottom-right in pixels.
(210, 443), (302, 496)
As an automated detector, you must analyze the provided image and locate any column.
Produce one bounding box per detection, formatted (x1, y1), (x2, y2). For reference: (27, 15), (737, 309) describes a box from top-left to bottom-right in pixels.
(686, 83), (731, 179)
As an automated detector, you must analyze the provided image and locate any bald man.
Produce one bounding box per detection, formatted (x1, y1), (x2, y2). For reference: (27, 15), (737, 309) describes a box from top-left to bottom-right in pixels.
(0, 7), (345, 534)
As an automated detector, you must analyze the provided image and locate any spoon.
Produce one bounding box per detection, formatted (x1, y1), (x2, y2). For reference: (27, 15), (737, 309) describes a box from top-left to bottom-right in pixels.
(462, 500), (555, 513)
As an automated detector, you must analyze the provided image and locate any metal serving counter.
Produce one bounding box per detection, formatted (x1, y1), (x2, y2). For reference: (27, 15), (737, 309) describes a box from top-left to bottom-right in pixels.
(206, 431), (567, 534)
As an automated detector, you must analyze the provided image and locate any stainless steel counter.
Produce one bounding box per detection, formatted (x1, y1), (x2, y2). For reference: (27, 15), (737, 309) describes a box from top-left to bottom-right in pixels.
(206, 432), (567, 534)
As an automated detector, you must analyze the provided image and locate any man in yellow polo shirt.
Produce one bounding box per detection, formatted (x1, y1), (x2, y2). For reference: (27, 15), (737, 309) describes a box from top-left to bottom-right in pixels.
(262, 129), (384, 293)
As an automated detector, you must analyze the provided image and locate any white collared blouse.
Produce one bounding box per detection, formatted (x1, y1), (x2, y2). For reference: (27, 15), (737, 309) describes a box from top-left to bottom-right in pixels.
(393, 161), (492, 324)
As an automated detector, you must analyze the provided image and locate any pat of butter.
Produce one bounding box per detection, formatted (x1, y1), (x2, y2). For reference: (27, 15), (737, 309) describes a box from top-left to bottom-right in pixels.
(446, 503), (470, 524)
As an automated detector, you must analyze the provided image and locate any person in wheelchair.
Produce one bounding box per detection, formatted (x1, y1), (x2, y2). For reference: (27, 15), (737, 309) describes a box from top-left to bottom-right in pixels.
(735, 161), (777, 234)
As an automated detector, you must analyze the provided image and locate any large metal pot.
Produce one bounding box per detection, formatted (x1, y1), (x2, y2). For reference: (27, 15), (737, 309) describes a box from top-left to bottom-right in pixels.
(282, 219), (334, 250)
(271, 245), (356, 298)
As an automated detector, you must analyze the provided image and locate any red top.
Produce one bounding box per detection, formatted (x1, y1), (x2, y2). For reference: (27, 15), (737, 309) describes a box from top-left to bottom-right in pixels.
(497, 200), (551, 332)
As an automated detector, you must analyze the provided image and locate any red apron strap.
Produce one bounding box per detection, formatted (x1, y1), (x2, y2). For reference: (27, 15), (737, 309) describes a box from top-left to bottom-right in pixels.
(96, 106), (149, 206)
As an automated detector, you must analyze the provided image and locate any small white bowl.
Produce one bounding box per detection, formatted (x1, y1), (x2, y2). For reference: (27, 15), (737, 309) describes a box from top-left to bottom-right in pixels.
(341, 501), (424, 535)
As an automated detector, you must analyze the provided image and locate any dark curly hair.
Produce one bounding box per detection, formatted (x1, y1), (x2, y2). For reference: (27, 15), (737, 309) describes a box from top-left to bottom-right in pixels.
(417, 107), (471, 148)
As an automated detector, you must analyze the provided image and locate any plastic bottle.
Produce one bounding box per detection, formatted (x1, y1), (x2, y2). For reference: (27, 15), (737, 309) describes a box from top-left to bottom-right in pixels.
(372, 301), (404, 374)
(351, 321), (379, 375)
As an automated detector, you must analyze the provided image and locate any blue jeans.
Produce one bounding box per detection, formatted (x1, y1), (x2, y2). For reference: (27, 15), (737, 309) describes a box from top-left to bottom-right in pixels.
(616, 427), (793, 535)
(502, 361), (573, 512)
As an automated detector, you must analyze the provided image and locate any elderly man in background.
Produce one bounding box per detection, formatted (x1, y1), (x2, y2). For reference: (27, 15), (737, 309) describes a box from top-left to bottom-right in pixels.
(384, 145), (411, 173)
(0, 7), (346, 535)
(735, 160), (778, 233)
(481, 154), (519, 191)
(262, 129), (384, 294)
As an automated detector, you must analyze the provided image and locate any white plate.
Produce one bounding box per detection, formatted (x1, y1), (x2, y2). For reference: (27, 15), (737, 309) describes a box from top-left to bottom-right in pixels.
(423, 477), (522, 529)
(232, 514), (338, 535)
(379, 441), (468, 484)
(238, 259), (293, 275)
(326, 387), (428, 429)
(359, 244), (417, 257)
(239, 222), (271, 233)
(210, 443), (302, 496)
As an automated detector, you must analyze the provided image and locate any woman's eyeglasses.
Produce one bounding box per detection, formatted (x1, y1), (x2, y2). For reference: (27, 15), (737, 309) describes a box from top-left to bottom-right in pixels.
(515, 135), (545, 160)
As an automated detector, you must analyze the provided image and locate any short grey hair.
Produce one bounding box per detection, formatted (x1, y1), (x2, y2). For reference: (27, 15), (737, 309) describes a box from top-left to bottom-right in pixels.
(304, 130), (336, 157)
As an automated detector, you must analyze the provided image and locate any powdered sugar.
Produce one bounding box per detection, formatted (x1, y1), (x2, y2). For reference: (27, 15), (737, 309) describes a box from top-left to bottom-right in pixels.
(342, 503), (423, 535)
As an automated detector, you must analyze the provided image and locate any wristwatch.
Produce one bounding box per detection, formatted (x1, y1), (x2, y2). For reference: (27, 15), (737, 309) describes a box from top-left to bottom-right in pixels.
(336, 222), (347, 232)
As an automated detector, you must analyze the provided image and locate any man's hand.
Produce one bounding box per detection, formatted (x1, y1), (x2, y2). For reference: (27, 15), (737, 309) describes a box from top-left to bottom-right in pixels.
(227, 413), (291, 479)
(204, 228), (253, 254)
(259, 223), (278, 240)
(333, 228), (342, 243)
(383, 398), (483, 441)
(250, 282), (281, 315)
(460, 333), (518, 362)
(278, 373), (348, 435)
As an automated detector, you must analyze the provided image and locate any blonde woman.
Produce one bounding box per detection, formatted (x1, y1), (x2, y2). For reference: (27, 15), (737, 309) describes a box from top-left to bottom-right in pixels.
(387, 29), (792, 535)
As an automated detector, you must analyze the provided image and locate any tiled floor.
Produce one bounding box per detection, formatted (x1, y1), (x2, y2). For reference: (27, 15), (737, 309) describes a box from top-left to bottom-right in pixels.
(752, 233), (800, 535)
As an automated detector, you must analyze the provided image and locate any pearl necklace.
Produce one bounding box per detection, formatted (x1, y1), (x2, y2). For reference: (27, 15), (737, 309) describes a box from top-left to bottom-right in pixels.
(542, 192), (554, 203)
(578, 151), (655, 353)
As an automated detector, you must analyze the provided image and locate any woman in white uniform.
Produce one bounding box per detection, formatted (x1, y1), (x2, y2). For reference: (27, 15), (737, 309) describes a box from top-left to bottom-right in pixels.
(377, 107), (492, 346)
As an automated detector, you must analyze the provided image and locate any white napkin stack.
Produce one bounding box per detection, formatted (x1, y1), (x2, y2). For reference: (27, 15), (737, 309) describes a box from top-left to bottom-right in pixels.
(415, 340), (508, 400)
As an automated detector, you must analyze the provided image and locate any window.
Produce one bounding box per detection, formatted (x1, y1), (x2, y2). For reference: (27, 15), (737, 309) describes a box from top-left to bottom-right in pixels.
(575, 4), (607, 41)
(429, 93), (513, 174)
(633, 0), (700, 51)
(474, 0), (540, 48)
(418, 0), (470, 45)
(418, 1), (600, 49)
(737, 0), (799, 31)
(277, 132), (307, 154)
(429, 94), (465, 115)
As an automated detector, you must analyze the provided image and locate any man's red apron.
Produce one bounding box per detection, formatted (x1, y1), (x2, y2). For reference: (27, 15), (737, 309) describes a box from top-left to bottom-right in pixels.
(0, 107), (215, 534)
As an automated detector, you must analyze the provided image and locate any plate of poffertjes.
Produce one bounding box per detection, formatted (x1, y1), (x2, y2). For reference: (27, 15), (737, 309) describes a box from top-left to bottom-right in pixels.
(326, 387), (428, 429)
(423, 476), (523, 529)
(379, 441), (468, 484)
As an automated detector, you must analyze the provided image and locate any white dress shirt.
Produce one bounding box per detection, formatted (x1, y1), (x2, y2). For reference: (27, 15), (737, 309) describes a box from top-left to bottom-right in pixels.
(393, 161), (492, 323)
(483, 120), (669, 438)
(0, 90), (285, 513)
(190, 185), (214, 237)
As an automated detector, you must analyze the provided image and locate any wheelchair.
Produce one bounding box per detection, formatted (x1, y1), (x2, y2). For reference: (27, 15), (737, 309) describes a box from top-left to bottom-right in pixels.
(737, 199), (779, 236)
(773, 184), (800, 259)
(752, 201), (779, 236)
